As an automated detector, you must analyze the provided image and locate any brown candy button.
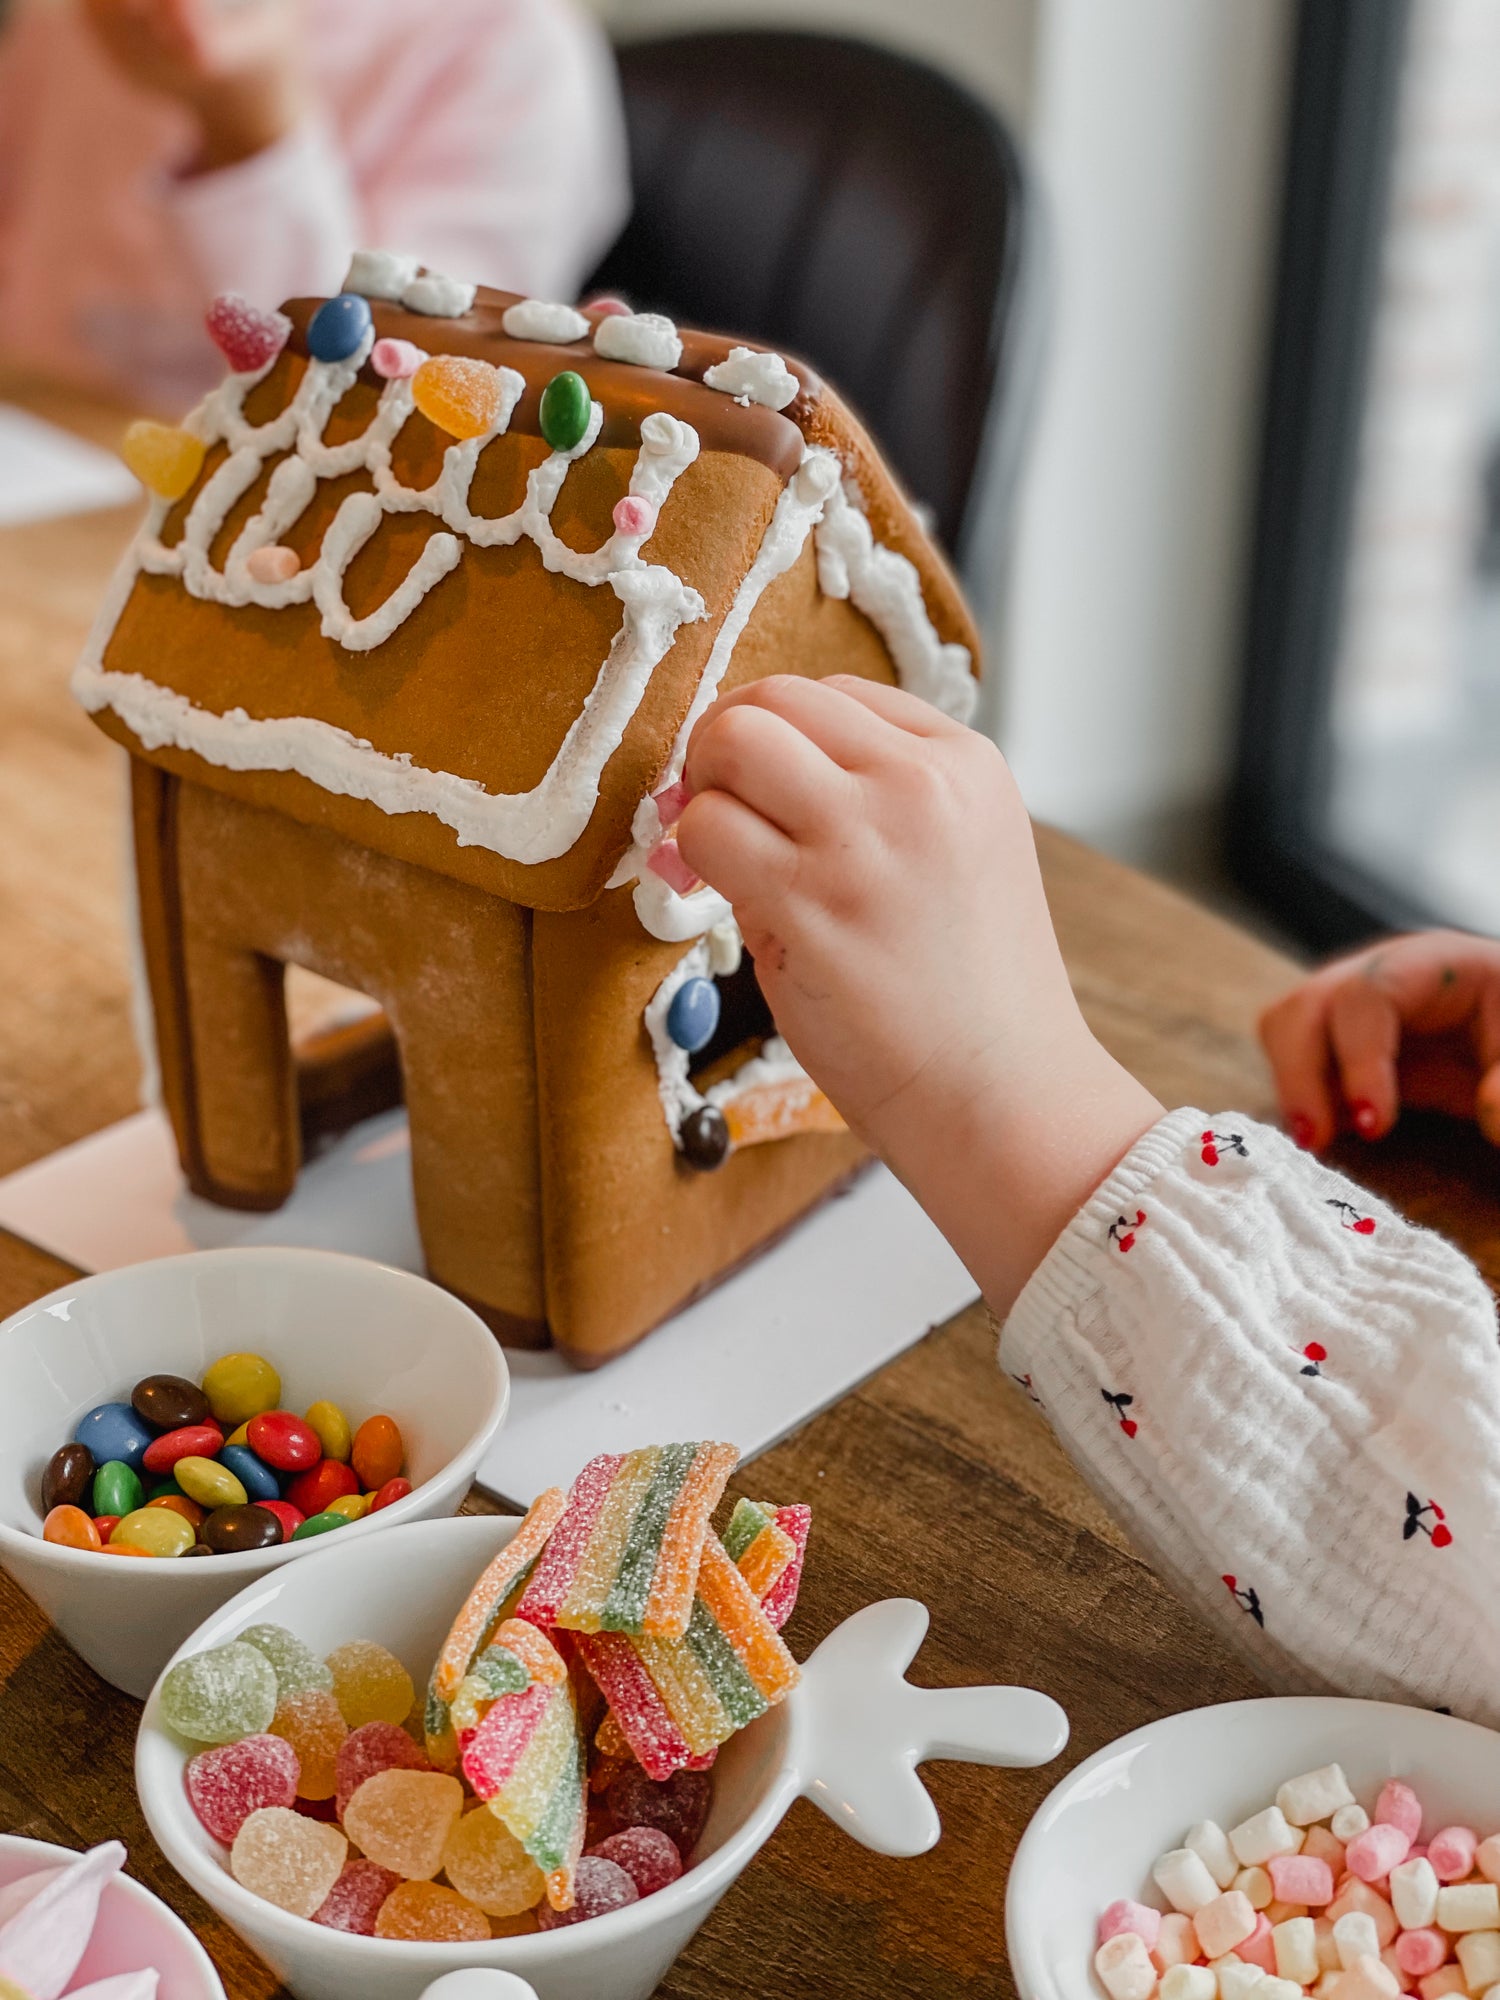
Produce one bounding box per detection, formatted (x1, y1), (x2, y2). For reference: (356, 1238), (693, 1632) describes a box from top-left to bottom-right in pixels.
(679, 1105), (730, 1171)
(132, 1373), (212, 1432)
(40, 1441), (95, 1514)
(200, 1503), (282, 1554)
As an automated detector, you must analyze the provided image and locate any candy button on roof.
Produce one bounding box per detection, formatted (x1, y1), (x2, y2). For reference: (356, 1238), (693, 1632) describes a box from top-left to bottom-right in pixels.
(538, 370), (592, 452)
(679, 1104), (730, 1170)
(306, 292), (373, 364)
(666, 976), (720, 1054)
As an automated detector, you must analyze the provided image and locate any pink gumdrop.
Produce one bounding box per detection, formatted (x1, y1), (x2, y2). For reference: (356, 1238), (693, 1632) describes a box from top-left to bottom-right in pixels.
(371, 337), (427, 380)
(1395, 1931), (1448, 1979)
(1376, 1782), (1424, 1843)
(1098, 1902), (1163, 1951)
(185, 1734), (299, 1844)
(645, 838), (701, 895)
(588, 1827), (683, 1899)
(537, 1855), (638, 1927)
(334, 1720), (432, 1819)
(1269, 1854), (1335, 1907)
(603, 1766), (712, 1853)
(1347, 1822), (1412, 1883)
(650, 778), (692, 829)
(1427, 1828), (1477, 1884)
(246, 544), (300, 585)
(205, 292), (291, 373)
(612, 495), (657, 539)
(585, 296), (632, 318)
(1238, 1916), (1276, 1973)
(312, 1858), (401, 1935)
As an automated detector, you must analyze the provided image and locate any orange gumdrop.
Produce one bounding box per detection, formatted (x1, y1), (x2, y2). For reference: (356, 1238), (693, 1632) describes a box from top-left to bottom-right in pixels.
(411, 355), (506, 441)
(351, 1415), (404, 1491)
(43, 1504), (102, 1551)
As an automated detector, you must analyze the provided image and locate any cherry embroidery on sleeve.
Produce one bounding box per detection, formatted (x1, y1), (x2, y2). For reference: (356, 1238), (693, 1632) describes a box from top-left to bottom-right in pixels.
(1404, 1494), (1453, 1547)
(1109, 1210), (1146, 1252)
(1299, 1342), (1327, 1378)
(1200, 1130), (1249, 1167)
(1223, 1575), (1265, 1627)
(1009, 1371), (1044, 1409)
(1327, 1198), (1376, 1235)
(1101, 1389), (1137, 1438)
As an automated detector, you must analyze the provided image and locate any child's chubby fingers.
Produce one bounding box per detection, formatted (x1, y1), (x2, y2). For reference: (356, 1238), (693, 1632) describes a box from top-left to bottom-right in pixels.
(683, 694), (852, 841)
(1324, 975), (1403, 1139)
(696, 674), (910, 772)
(675, 788), (797, 915)
(1258, 984), (1339, 1150)
(817, 672), (970, 739)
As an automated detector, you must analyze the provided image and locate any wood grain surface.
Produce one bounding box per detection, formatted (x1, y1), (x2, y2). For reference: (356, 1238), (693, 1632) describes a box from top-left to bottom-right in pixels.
(3, 376), (1498, 1998)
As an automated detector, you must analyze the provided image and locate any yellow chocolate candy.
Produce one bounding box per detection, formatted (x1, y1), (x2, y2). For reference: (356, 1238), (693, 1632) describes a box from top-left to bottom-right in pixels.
(111, 1505), (194, 1557)
(412, 355), (506, 441)
(225, 1421), (252, 1448)
(120, 419), (206, 501)
(203, 1352), (281, 1428)
(175, 1456), (248, 1510)
(326, 1491), (372, 1522)
(305, 1399), (352, 1463)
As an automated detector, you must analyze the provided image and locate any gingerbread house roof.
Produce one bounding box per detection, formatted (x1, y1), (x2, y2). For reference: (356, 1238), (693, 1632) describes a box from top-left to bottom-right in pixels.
(75, 264), (981, 924)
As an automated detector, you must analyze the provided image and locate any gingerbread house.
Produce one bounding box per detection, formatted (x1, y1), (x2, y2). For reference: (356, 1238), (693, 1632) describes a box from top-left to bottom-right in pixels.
(73, 255), (981, 1366)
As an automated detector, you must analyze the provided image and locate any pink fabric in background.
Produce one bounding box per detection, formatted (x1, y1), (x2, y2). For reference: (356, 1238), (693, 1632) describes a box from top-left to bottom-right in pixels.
(0, 0), (630, 411)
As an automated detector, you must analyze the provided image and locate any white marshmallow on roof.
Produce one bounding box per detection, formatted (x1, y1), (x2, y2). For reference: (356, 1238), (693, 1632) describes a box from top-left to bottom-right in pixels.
(703, 344), (800, 410)
(1332, 1807), (1371, 1844)
(402, 272), (476, 318)
(593, 312), (683, 370)
(1153, 1847), (1222, 1916)
(1161, 1967), (1216, 2000)
(1436, 1884), (1500, 1933)
(1278, 1767), (1357, 1828)
(1390, 1857), (1438, 1931)
(1096, 1933), (1158, 2000)
(343, 249), (420, 301)
(1231, 1809), (1304, 1869)
(501, 300), (589, 344)
(1334, 1914), (1380, 1970)
(1189, 1823), (1241, 1892)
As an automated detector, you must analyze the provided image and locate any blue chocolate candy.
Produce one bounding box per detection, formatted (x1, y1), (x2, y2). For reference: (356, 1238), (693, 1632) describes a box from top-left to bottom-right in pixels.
(666, 976), (720, 1054)
(217, 1443), (282, 1504)
(306, 293), (373, 364)
(72, 1401), (155, 1473)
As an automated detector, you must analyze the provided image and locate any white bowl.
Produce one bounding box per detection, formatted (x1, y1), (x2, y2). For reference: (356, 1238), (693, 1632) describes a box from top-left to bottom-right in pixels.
(0, 1834), (226, 2000)
(0, 1247), (509, 1698)
(1006, 1696), (1500, 2000)
(137, 1514), (1070, 2000)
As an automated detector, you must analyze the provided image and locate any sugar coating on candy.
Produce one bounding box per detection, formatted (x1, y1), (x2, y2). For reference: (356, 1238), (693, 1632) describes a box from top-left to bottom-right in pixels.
(588, 1826), (683, 1898)
(428, 1490), (567, 1725)
(412, 356), (508, 441)
(327, 1640), (415, 1729)
(161, 1642), (278, 1744)
(536, 1854), (638, 1929)
(375, 1879), (489, 1941)
(343, 1769), (464, 1881)
(240, 1625), (334, 1699)
(722, 1497), (796, 1600)
(270, 1691), (348, 1801)
(205, 293), (291, 373)
(440, 1805), (546, 1916)
(311, 1857), (401, 1935)
(230, 1807), (346, 1919)
(186, 1732), (301, 1845)
(603, 1766), (712, 1855)
(335, 1720), (431, 1819)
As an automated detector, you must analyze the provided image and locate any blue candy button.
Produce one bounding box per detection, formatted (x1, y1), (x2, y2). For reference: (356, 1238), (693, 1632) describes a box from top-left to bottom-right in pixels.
(666, 976), (721, 1054)
(307, 293), (373, 363)
(72, 1401), (155, 1473)
(218, 1443), (282, 1504)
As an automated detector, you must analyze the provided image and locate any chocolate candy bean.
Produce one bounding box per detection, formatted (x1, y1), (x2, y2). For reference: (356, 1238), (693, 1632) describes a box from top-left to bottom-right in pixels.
(201, 1505), (284, 1554)
(142, 1423), (224, 1476)
(92, 1460), (143, 1519)
(202, 1353), (281, 1429)
(679, 1105), (730, 1170)
(176, 1457), (248, 1510)
(41, 1442), (94, 1514)
(113, 1506), (195, 1557)
(247, 1411), (321, 1473)
(218, 1444), (282, 1503)
(351, 1416), (403, 1491)
(43, 1505), (102, 1551)
(666, 977), (720, 1054)
(132, 1373), (211, 1432)
(285, 1459), (360, 1517)
(307, 293), (372, 363)
(369, 1477), (411, 1513)
(304, 1400), (352, 1463)
(291, 1511), (352, 1542)
(73, 1402), (154, 1472)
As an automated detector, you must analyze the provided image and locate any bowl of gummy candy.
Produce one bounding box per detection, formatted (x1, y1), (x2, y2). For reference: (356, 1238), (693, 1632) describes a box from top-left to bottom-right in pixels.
(0, 1246), (508, 1699)
(136, 1438), (1070, 2000)
(1005, 1695), (1500, 2000)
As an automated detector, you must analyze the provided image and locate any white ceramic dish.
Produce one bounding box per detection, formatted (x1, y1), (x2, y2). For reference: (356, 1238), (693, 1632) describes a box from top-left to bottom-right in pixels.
(0, 1834), (227, 2000)
(1007, 1695), (1500, 2000)
(0, 1247), (509, 1698)
(137, 1514), (1070, 2000)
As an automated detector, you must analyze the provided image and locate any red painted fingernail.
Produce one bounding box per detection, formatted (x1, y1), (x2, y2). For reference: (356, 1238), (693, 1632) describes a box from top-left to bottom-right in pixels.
(1351, 1099), (1379, 1137)
(1289, 1113), (1315, 1149)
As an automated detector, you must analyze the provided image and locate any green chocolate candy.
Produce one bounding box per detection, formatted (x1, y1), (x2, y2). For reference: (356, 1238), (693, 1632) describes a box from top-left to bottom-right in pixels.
(92, 1459), (143, 1519)
(538, 370), (592, 453)
(291, 1510), (351, 1541)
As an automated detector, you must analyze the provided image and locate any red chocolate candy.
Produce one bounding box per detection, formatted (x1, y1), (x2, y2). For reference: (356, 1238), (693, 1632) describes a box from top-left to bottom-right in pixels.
(368, 1477), (412, 1513)
(141, 1423), (224, 1475)
(256, 1500), (304, 1543)
(246, 1410), (322, 1473)
(284, 1459), (360, 1517)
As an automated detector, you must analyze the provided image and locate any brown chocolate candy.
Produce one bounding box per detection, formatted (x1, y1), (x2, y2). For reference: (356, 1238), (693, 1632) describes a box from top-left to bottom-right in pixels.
(200, 1504), (282, 1554)
(40, 1441), (94, 1514)
(131, 1373), (212, 1433)
(679, 1106), (730, 1171)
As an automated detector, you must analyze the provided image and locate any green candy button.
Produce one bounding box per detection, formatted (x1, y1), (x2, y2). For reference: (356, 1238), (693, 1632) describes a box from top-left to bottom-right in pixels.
(539, 370), (592, 453)
(291, 1510), (351, 1542)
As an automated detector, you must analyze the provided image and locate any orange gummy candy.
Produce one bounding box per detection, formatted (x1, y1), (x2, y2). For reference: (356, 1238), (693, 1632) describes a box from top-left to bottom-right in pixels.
(374, 1879), (489, 1941)
(412, 356), (508, 441)
(120, 420), (206, 501)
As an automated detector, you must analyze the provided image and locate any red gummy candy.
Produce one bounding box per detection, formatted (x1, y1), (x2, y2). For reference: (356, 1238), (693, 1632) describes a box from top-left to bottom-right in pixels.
(312, 1858), (402, 1935)
(205, 292), (292, 374)
(536, 1855), (638, 1928)
(603, 1767), (712, 1854)
(588, 1826), (683, 1898)
(247, 1410), (321, 1472)
(185, 1733), (299, 1843)
(334, 1719), (432, 1819)
(285, 1458), (360, 1517)
(293, 1794), (341, 1822)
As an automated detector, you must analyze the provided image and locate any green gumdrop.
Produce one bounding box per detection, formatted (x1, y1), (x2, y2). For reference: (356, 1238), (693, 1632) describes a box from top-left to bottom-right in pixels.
(291, 1511), (351, 1541)
(240, 1622), (334, 1698)
(538, 370), (591, 453)
(159, 1640), (278, 1744)
(93, 1460), (143, 1518)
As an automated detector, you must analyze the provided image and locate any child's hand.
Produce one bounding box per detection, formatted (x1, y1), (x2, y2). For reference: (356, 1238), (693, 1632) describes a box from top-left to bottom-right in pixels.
(676, 674), (1162, 1312)
(1259, 930), (1500, 1150)
(81, 0), (306, 172)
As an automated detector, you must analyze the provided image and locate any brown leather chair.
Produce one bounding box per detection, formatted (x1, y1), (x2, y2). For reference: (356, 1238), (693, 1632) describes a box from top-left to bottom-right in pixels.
(584, 30), (1034, 579)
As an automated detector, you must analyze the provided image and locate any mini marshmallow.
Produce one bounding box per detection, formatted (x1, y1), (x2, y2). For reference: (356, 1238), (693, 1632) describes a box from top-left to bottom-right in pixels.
(1455, 1932), (1500, 1993)
(1271, 1856), (1336, 1908)
(1156, 1849), (1225, 1917)
(1097, 1933), (1158, 2000)
(1198, 1894), (1259, 1960)
(1161, 1969), (1216, 2000)
(1334, 1955), (1400, 2000)
(1336, 1915), (1384, 1970)
(1274, 1916), (1320, 1985)
(593, 312), (684, 371)
(343, 248), (420, 300)
(1306, 1829), (1349, 1875)
(1315, 1920), (1342, 1972)
(1262, 1980), (1305, 2000)
(1238, 1871), (1275, 1912)
(1347, 1824), (1413, 1884)
(1334, 1808), (1373, 1845)
(1375, 1783), (1424, 1844)
(401, 273), (476, 318)
(1380, 1952), (1405, 1988)
(1314, 1977), (1341, 1998)
(1280, 1767), (1358, 1828)
(1395, 1930), (1449, 1979)
(1233, 1811), (1306, 1869)
(1438, 1887), (1500, 1935)
(1155, 1915), (1202, 1972)
(1267, 1904), (1310, 1927)
(1420, 1970), (1469, 2000)
(500, 300), (589, 345)
(1329, 1883), (1399, 1949)
(1189, 1823), (1243, 1892)
(1477, 1839), (1500, 1889)
(1392, 1858), (1441, 1932)
(1431, 1831), (1481, 1886)
(1241, 1920), (1279, 1974)
(1215, 1960), (1268, 2000)
(1101, 1902), (1164, 1950)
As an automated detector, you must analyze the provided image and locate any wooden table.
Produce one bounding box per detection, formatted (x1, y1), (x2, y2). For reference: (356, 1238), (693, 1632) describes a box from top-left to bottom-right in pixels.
(4, 379), (1500, 1999)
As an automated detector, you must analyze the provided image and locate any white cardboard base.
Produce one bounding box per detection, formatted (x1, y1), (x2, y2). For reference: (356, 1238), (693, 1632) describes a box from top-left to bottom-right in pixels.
(0, 1110), (978, 1504)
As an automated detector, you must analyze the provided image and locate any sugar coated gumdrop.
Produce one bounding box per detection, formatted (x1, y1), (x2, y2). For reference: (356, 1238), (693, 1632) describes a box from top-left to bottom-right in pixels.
(203, 1353), (281, 1429)
(440, 1805), (547, 1916)
(351, 1414), (404, 1490)
(327, 1639), (415, 1728)
(141, 1424), (223, 1476)
(270, 1690), (348, 1801)
(412, 355), (506, 440)
(604, 1766), (712, 1853)
(334, 1719), (431, 1818)
(73, 1402), (155, 1471)
(120, 421), (206, 502)
(613, 495), (656, 539)
(42, 1443), (95, 1514)
(537, 1854), (638, 1928)
(231, 1807), (346, 1919)
(92, 1461), (143, 1519)
(111, 1506), (194, 1557)
(306, 292), (373, 364)
(589, 1826), (683, 1898)
(216, 1444), (281, 1504)
(343, 1769), (464, 1880)
(285, 1458), (360, 1516)
(43, 1505), (102, 1551)
(375, 1879), (490, 1941)
(162, 1641), (279, 1743)
(312, 1858), (401, 1934)
(666, 977), (720, 1054)
(205, 293), (292, 373)
(186, 1733), (300, 1843)
(201, 1504), (282, 1553)
(370, 337), (427, 380)
(132, 1373), (211, 1432)
(304, 1400), (352, 1463)
(241, 1624), (335, 1699)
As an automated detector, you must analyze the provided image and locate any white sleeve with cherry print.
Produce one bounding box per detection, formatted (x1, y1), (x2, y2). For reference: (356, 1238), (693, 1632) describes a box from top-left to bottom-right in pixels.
(998, 1106), (1500, 1725)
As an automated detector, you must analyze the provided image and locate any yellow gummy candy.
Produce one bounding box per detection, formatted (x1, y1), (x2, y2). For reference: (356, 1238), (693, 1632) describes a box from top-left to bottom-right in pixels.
(412, 355), (506, 441)
(121, 419), (206, 501)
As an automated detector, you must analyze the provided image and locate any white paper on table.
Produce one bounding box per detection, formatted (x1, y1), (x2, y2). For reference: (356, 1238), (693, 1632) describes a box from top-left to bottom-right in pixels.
(0, 1109), (978, 1501)
(0, 405), (139, 525)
